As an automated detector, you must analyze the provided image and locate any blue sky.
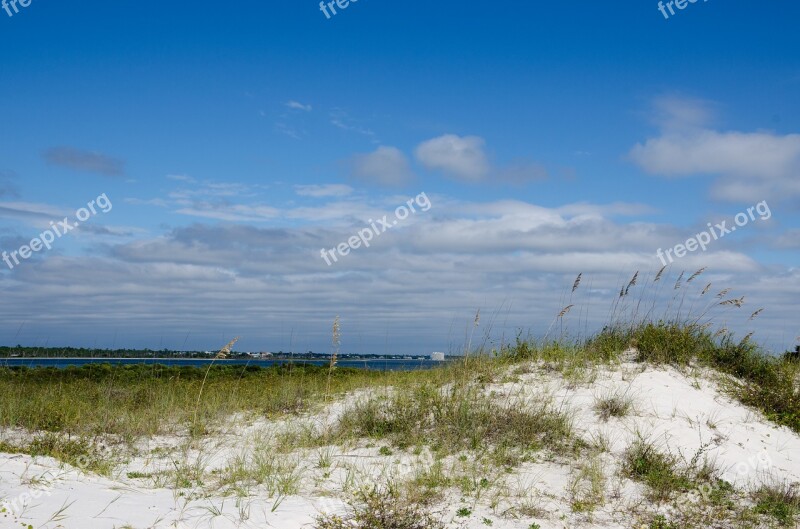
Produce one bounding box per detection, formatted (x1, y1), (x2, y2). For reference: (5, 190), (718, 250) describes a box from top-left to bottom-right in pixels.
(1, 0), (799, 354)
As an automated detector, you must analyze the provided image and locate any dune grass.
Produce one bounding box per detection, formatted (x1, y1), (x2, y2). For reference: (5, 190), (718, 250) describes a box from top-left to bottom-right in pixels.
(0, 363), (391, 442)
(313, 379), (577, 463)
(1, 268), (798, 528)
(315, 488), (445, 529)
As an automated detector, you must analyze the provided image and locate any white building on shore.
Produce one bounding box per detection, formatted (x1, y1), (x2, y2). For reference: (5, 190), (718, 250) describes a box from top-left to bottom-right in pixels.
(430, 351), (446, 361)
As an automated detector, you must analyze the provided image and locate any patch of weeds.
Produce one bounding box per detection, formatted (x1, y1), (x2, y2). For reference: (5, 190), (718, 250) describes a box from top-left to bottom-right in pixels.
(405, 460), (450, 506)
(622, 439), (693, 502)
(647, 515), (679, 529)
(569, 456), (605, 512)
(326, 383), (574, 460)
(126, 471), (153, 479)
(314, 488), (445, 529)
(27, 433), (113, 475)
(456, 507), (472, 517)
(593, 390), (634, 421)
(752, 483), (800, 526)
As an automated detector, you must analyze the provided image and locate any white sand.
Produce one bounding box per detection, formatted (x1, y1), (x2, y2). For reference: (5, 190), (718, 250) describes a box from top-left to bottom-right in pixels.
(2, 362), (799, 528)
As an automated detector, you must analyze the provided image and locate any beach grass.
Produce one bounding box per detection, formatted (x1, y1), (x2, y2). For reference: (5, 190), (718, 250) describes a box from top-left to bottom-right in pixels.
(1, 268), (799, 528)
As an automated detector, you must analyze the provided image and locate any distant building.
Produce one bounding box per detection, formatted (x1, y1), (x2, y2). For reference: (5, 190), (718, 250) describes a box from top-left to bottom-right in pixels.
(430, 352), (446, 361)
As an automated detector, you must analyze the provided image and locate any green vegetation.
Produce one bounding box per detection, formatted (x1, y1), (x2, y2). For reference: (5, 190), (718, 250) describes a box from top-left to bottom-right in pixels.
(623, 438), (699, 502)
(593, 389), (634, 421)
(0, 363), (391, 442)
(1, 268), (799, 528)
(315, 488), (445, 529)
(753, 484), (800, 526)
(319, 382), (574, 455)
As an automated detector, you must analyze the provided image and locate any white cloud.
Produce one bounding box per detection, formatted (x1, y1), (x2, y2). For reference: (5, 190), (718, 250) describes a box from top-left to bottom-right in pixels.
(294, 184), (354, 198)
(285, 100), (312, 112)
(415, 134), (490, 182)
(174, 202), (279, 222)
(0, 201), (72, 227)
(351, 146), (415, 187)
(1, 193), (793, 353)
(629, 97), (800, 202)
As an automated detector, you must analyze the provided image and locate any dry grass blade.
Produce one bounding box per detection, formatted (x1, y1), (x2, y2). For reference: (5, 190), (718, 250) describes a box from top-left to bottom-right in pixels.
(330, 316), (341, 371)
(326, 316), (341, 401)
(558, 304), (574, 318)
(720, 297), (745, 308)
(215, 337), (239, 360)
(674, 271), (684, 290)
(625, 271), (639, 296)
(687, 267), (706, 283)
(572, 273), (582, 293)
(194, 336), (240, 432)
(654, 265), (667, 282)
(749, 309), (764, 320)
(716, 288), (731, 298)
(701, 283), (711, 295)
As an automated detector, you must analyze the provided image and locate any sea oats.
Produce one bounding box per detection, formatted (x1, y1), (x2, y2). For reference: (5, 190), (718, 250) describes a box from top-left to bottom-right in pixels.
(572, 273), (582, 293)
(687, 267), (706, 283)
(624, 271), (639, 296)
(720, 297), (745, 308)
(216, 337), (239, 360)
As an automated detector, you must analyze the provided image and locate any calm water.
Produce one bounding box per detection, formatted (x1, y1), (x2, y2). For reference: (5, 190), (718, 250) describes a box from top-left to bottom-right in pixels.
(0, 357), (448, 371)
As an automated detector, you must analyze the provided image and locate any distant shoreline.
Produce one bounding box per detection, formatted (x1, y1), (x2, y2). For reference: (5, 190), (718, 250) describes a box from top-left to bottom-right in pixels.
(0, 356), (451, 371)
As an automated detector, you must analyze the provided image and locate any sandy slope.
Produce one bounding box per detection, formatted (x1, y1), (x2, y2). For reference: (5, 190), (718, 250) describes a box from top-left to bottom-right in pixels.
(1, 362), (799, 529)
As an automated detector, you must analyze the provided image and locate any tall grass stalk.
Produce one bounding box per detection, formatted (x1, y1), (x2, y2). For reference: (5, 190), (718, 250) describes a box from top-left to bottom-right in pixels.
(326, 316), (341, 402)
(193, 337), (239, 432)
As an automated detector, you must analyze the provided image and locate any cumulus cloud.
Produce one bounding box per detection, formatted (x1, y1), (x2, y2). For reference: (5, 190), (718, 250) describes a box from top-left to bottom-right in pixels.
(0, 190), (791, 353)
(629, 97), (800, 202)
(414, 135), (550, 184)
(43, 146), (126, 177)
(351, 146), (415, 187)
(415, 134), (490, 182)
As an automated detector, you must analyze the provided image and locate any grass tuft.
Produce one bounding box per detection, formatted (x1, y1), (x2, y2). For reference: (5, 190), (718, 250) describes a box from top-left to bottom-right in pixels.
(314, 488), (445, 529)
